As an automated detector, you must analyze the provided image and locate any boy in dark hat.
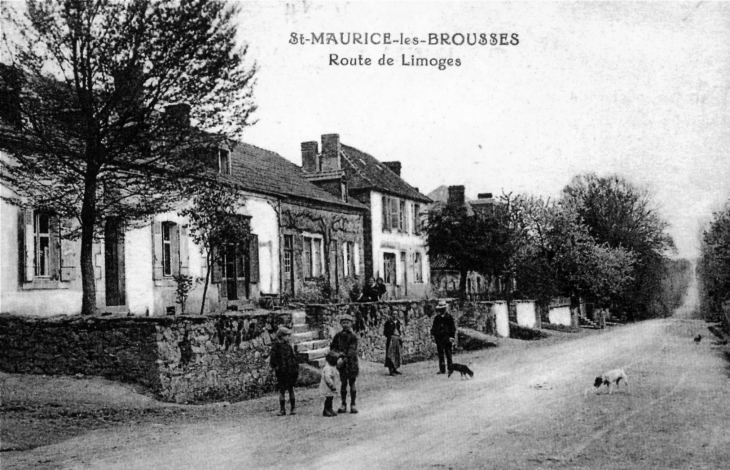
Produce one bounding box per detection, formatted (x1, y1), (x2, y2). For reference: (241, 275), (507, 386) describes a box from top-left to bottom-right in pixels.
(270, 326), (299, 416)
(431, 300), (456, 374)
(330, 314), (360, 413)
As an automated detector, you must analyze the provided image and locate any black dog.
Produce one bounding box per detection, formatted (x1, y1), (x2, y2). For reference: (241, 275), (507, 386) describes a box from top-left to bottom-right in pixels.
(447, 363), (474, 379)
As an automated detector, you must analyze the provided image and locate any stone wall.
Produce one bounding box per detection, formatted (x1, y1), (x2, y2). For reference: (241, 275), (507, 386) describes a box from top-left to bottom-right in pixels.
(304, 300), (504, 364)
(0, 311), (288, 404)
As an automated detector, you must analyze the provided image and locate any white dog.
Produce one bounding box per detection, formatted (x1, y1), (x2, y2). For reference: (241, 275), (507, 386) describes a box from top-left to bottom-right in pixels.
(590, 368), (630, 395)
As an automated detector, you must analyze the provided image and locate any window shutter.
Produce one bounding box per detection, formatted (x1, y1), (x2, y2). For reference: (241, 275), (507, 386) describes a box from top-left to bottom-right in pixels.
(399, 200), (406, 232)
(342, 242), (348, 277)
(60, 219), (77, 281)
(169, 223), (180, 276)
(354, 242), (360, 275)
(381, 196), (389, 231)
(18, 209), (33, 282)
(390, 198), (400, 231)
(179, 225), (189, 276)
(413, 204), (420, 235)
(211, 247), (222, 283)
(249, 233), (259, 283)
(48, 216), (61, 280)
(152, 221), (164, 280)
(23, 209), (34, 281)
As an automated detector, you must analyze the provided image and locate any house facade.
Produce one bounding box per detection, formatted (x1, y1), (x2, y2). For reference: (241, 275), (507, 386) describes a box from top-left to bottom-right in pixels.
(301, 134), (432, 299)
(0, 141), (365, 317)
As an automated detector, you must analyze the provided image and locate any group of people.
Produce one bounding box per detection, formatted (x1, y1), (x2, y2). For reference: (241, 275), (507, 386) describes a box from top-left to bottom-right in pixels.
(352, 276), (387, 302)
(269, 299), (457, 417)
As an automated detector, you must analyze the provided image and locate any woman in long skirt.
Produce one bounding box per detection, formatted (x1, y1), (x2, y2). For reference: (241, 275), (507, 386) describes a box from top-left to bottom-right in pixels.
(383, 315), (402, 376)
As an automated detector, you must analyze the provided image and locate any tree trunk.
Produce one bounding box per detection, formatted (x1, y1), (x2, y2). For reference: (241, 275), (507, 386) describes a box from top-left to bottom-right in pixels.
(200, 250), (211, 315)
(80, 176), (98, 315)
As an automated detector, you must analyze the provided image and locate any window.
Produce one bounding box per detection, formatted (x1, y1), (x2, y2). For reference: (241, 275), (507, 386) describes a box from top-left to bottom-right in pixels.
(22, 210), (77, 284)
(162, 222), (173, 276)
(34, 212), (51, 277)
(390, 198), (400, 231)
(413, 252), (423, 283)
(284, 235), (293, 274)
(218, 148), (230, 175)
(155, 221), (184, 280)
(383, 252), (397, 285)
(303, 236), (323, 278)
(343, 241), (355, 277)
(382, 196), (403, 233)
(413, 204), (421, 235)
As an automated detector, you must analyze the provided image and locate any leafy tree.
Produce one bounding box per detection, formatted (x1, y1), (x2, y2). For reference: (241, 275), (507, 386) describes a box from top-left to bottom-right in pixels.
(173, 273), (194, 315)
(563, 174), (675, 319)
(426, 202), (513, 297)
(698, 201), (730, 319)
(178, 180), (250, 315)
(0, 0), (256, 314)
(508, 195), (635, 308)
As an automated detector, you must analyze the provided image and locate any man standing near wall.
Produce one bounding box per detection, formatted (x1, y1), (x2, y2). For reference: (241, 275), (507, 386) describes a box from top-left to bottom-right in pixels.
(431, 300), (456, 374)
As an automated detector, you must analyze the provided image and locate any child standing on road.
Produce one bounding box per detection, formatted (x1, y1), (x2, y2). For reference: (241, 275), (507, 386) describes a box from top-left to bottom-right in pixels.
(270, 326), (299, 416)
(320, 351), (340, 417)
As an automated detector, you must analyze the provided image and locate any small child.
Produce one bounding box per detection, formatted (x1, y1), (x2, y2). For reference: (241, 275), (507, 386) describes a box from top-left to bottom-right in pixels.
(270, 326), (299, 416)
(320, 351), (341, 417)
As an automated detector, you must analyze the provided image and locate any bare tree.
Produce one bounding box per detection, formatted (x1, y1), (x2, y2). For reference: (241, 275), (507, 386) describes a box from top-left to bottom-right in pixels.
(0, 0), (256, 314)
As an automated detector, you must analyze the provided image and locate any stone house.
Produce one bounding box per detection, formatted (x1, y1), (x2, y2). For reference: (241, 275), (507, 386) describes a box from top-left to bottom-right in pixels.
(426, 185), (506, 300)
(0, 141), (366, 317)
(300, 134), (432, 299)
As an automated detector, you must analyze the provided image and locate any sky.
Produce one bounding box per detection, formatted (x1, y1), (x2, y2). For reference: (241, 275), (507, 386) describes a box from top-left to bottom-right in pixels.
(234, 1), (730, 259)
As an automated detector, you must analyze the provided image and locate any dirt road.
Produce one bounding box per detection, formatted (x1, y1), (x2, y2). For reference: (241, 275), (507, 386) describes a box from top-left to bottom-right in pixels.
(4, 291), (730, 469)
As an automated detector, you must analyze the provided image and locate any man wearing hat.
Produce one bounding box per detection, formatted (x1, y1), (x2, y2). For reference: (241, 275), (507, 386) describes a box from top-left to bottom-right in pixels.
(431, 300), (456, 374)
(329, 313), (360, 413)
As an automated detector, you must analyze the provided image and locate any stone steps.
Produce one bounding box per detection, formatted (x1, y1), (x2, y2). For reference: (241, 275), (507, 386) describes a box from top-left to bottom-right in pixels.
(294, 339), (329, 353)
(291, 331), (316, 343)
(285, 310), (328, 368)
(298, 346), (330, 362)
(579, 315), (599, 329)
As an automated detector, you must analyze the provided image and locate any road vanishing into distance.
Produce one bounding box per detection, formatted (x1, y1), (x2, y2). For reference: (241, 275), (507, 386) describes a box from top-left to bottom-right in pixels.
(4, 281), (730, 470)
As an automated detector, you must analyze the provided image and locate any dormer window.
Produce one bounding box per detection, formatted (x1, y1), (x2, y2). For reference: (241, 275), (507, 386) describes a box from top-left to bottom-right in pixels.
(218, 148), (231, 175)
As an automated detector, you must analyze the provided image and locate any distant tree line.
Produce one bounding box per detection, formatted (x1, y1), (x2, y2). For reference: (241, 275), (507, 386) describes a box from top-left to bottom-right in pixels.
(427, 173), (691, 320)
(697, 200), (730, 320)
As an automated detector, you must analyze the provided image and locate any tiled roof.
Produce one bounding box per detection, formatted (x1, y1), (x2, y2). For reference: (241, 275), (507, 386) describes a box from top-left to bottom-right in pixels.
(228, 142), (366, 210)
(340, 144), (431, 203)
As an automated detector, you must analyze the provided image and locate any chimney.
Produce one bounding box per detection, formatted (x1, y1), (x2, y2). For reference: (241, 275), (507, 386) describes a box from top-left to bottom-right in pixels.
(320, 134), (341, 171)
(301, 141), (319, 173)
(447, 185), (466, 208)
(477, 192), (493, 199)
(383, 161), (402, 176)
(164, 103), (191, 127)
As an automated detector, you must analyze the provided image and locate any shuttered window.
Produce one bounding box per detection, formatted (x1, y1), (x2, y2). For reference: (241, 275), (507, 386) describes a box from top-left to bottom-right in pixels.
(303, 236), (323, 278)
(19, 209), (74, 284)
(153, 221), (188, 280)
